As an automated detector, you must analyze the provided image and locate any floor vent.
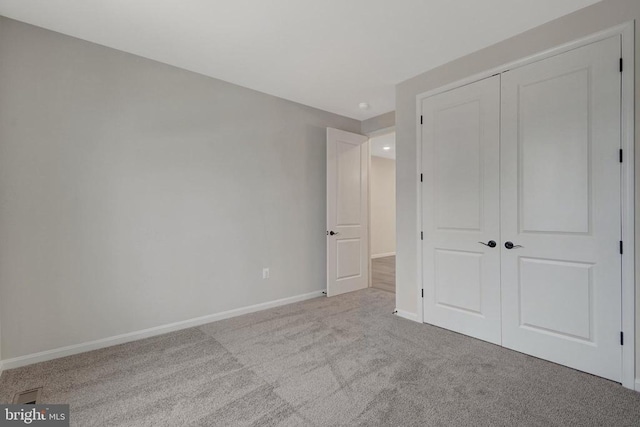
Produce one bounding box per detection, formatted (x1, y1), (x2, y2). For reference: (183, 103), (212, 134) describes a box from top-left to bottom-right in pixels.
(13, 387), (42, 405)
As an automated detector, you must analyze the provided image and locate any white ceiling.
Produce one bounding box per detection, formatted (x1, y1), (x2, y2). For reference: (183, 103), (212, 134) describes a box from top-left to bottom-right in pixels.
(370, 133), (396, 160)
(0, 0), (600, 120)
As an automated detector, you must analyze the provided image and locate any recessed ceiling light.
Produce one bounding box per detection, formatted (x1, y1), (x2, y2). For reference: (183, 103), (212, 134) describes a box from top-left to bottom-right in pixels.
(383, 146), (391, 150)
(358, 102), (370, 110)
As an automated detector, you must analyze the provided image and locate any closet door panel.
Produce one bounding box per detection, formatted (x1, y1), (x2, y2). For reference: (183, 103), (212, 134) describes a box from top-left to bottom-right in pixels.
(421, 75), (501, 345)
(518, 68), (590, 234)
(500, 35), (622, 382)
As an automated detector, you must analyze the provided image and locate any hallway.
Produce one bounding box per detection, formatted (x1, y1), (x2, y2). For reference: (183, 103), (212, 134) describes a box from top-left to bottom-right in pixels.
(371, 255), (395, 293)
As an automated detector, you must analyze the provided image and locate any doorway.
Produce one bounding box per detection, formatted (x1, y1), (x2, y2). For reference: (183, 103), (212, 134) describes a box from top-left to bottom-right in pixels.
(325, 127), (397, 298)
(369, 131), (396, 293)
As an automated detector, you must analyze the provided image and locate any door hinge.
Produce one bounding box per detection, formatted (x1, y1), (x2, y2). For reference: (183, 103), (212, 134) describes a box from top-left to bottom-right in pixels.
(621, 331), (624, 345)
(420, 231), (424, 240)
(420, 115), (423, 125)
(620, 58), (623, 73)
(420, 173), (423, 182)
(620, 149), (623, 163)
(620, 241), (623, 254)
(421, 289), (424, 298)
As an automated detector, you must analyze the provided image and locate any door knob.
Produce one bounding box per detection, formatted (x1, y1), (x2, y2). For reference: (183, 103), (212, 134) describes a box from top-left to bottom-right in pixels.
(329, 231), (339, 236)
(478, 240), (497, 248)
(504, 241), (523, 249)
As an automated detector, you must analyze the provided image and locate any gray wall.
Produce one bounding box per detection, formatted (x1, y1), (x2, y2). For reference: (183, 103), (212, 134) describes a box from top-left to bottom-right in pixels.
(370, 156), (396, 257)
(0, 17), (359, 360)
(361, 111), (395, 135)
(395, 0), (640, 378)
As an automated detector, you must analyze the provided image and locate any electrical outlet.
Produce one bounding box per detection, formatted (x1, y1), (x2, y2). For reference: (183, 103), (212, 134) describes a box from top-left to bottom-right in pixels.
(262, 268), (270, 279)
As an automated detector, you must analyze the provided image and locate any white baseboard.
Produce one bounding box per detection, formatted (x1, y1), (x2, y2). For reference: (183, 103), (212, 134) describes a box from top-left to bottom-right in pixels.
(371, 252), (396, 259)
(0, 290), (324, 371)
(635, 379), (640, 392)
(395, 309), (419, 323)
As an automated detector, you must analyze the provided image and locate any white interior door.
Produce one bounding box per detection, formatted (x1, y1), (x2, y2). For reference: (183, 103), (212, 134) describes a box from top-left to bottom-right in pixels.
(326, 128), (369, 297)
(421, 75), (502, 344)
(501, 36), (622, 381)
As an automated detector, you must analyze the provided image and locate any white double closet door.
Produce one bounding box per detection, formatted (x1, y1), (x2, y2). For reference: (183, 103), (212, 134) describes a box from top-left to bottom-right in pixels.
(421, 36), (623, 382)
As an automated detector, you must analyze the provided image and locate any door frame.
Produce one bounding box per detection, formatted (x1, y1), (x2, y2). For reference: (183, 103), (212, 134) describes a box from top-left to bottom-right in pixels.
(415, 22), (635, 389)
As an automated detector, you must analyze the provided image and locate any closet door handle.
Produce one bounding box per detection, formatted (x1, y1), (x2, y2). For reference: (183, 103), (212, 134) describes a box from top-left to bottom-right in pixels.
(478, 240), (497, 248)
(504, 241), (523, 250)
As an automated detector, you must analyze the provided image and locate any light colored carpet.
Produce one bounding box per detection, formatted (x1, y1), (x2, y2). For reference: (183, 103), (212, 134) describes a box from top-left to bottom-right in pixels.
(1, 289), (639, 426)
